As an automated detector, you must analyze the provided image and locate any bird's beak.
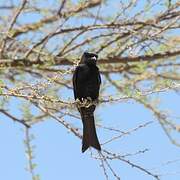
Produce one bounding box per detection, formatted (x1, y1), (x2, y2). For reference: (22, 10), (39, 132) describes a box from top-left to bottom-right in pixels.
(91, 56), (97, 61)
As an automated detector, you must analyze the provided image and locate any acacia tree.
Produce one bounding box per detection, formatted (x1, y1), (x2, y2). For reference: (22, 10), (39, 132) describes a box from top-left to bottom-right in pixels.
(0, 0), (180, 179)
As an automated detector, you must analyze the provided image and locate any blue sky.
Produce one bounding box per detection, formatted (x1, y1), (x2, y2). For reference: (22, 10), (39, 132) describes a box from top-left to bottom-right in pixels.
(1, 91), (180, 180)
(0, 0), (180, 180)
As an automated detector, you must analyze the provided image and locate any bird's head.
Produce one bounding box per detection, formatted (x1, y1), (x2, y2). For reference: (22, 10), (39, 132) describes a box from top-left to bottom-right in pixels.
(81, 52), (98, 65)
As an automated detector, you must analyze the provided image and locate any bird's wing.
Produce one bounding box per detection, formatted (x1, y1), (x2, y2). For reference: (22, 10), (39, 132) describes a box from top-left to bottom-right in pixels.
(98, 69), (101, 85)
(96, 66), (101, 85)
(72, 66), (80, 99)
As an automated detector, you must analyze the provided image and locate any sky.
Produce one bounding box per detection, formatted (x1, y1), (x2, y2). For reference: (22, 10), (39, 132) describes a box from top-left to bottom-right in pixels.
(0, 0), (180, 180)
(1, 91), (180, 180)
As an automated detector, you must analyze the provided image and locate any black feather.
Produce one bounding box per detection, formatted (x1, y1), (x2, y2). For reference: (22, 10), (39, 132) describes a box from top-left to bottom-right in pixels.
(73, 52), (101, 153)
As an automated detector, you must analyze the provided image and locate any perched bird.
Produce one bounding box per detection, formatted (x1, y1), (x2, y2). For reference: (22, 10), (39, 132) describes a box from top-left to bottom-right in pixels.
(73, 52), (101, 153)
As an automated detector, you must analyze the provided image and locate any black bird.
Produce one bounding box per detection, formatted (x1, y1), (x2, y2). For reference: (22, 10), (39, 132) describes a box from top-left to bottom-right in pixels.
(73, 52), (101, 153)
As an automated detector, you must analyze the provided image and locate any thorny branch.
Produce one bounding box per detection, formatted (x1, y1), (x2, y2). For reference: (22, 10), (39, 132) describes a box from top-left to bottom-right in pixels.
(0, 0), (180, 179)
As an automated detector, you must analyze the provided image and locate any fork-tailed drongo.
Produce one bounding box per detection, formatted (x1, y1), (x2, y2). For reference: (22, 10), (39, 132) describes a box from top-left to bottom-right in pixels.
(73, 52), (101, 153)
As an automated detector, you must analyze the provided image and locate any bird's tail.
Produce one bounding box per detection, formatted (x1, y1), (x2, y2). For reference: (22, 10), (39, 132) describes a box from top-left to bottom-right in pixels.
(79, 106), (101, 153)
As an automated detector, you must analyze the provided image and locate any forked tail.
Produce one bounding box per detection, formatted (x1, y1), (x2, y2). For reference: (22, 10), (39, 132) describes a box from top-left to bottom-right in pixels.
(80, 106), (101, 153)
